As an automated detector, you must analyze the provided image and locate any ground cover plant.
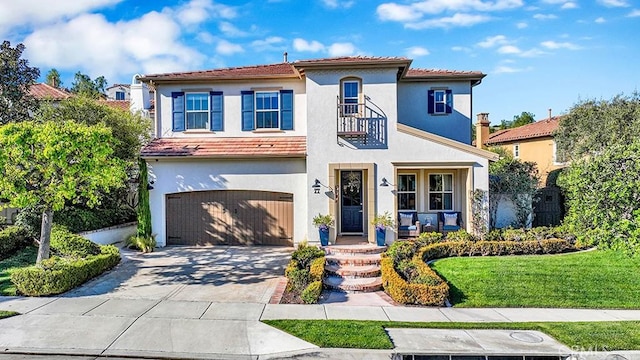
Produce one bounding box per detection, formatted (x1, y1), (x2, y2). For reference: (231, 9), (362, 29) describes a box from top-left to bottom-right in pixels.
(263, 319), (640, 351)
(431, 249), (640, 308)
(0, 310), (18, 320)
(282, 242), (325, 304)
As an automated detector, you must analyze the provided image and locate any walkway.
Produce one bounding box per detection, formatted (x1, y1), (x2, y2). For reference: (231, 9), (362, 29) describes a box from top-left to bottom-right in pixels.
(1, 296), (640, 359)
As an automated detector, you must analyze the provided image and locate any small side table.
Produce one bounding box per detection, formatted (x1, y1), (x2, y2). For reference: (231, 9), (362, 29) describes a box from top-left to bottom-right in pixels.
(422, 224), (436, 233)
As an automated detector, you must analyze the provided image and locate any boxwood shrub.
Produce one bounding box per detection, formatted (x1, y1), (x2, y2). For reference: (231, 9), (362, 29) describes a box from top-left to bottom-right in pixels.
(283, 243), (325, 304)
(11, 245), (120, 296)
(0, 225), (31, 260)
(50, 225), (101, 258)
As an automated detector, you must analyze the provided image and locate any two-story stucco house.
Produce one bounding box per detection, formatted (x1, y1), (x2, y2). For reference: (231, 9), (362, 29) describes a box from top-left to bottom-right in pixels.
(133, 56), (497, 247)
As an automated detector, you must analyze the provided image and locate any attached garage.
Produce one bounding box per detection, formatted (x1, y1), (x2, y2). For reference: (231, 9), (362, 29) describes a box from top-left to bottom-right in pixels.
(166, 190), (294, 246)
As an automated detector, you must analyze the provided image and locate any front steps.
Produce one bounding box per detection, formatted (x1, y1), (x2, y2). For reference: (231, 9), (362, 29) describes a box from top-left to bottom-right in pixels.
(323, 244), (385, 293)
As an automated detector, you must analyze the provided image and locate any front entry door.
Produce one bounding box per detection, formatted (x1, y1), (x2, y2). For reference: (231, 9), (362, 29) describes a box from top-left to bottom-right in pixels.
(340, 170), (363, 233)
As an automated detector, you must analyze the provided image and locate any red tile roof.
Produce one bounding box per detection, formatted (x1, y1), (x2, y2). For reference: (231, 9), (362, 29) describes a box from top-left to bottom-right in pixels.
(29, 83), (71, 100)
(294, 55), (410, 65)
(100, 100), (130, 111)
(140, 63), (300, 82)
(141, 137), (307, 158)
(405, 68), (486, 80)
(485, 116), (562, 144)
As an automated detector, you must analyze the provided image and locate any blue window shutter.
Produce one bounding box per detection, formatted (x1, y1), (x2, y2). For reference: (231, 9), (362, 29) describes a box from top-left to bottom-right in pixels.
(210, 91), (223, 131)
(427, 90), (434, 114)
(445, 89), (453, 114)
(280, 90), (293, 130)
(241, 91), (254, 131)
(172, 92), (185, 132)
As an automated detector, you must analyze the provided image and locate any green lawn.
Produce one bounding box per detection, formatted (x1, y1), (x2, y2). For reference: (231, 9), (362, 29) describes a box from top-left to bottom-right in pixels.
(264, 319), (640, 350)
(430, 250), (640, 308)
(0, 246), (38, 296)
(0, 310), (18, 319)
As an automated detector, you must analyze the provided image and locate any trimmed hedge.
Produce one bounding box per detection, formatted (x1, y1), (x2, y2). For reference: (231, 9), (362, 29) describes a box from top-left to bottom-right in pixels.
(11, 245), (120, 296)
(382, 238), (576, 306)
(50, 225), (101, 258)
(0, 226), (31, 260)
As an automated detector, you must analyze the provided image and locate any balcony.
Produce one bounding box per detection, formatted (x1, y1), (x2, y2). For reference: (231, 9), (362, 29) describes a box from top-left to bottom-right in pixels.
(336, 96), (387, 149)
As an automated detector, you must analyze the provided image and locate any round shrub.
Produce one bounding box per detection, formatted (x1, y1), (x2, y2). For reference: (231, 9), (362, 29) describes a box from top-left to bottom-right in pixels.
(0, 225), (31, 260)
(50, 225), (100, 258)
(301, 281), (323, 304)
(291, 242), (324, 269)
(445, 229), (474, 242)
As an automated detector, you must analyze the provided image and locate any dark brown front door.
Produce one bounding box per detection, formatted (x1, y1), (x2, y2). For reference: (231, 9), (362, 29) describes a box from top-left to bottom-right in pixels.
(166, 190), (293, 246)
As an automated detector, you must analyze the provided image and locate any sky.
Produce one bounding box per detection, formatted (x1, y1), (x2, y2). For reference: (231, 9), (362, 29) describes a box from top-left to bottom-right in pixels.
(1, 0), (638, 124)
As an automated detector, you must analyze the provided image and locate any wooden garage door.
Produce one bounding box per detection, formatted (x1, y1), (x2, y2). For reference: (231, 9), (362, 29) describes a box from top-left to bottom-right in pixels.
(166, 190), (293, 246)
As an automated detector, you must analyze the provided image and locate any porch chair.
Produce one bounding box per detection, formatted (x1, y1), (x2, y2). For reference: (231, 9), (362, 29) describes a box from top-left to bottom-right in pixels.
(398, 212), (420, 238)
(439, 211), (463, 234)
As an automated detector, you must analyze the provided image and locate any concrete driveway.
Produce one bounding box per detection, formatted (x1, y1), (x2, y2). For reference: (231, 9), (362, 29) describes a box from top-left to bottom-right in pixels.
(63, 246), (292, 303)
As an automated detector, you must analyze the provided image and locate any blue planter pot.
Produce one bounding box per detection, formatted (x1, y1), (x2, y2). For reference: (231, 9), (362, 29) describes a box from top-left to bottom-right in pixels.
(319, 227), (329, 246)
(376, 228), (386, 246)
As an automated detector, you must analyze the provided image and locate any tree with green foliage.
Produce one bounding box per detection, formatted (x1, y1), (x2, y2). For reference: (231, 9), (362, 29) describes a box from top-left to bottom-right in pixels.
(45, 68), (62, 88)
(0, 41), (40, 124)
(136, 158), (152, 238)
(489, 147), (540, 229)
(555, 92), (640, 162)
(0, 120), (127, 263)
(498, 111), (536, 130)
(558, 142), (640, 257)
(70, 72), (107, 99)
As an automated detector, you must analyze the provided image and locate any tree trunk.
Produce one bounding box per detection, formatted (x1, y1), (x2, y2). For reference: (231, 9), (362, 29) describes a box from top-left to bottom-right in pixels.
(36, 208), (53, 264)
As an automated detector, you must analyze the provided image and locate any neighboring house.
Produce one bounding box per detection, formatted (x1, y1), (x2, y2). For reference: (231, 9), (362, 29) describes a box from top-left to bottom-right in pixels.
(106, 84), (130, 101)
(28, 83), (71, 103)
(134, 56), (498, 247)
(480, 114), (565, 186)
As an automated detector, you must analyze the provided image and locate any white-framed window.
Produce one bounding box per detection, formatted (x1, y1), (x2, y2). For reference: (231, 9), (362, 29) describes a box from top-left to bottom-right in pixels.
(513, 144), (520, 158)
(341, 78), (361, 115)
(428, 89), (453, 115)
(552, 140), (565, 165)
(255, 91), (279, 129)
(185, 93), (209, 130)
(115, 91), (125, 100)
(397, 174), (417, 211)
(428, 173), (454, 211)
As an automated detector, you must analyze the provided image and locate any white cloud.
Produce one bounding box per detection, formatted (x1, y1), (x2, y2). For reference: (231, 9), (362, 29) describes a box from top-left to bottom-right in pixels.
(595, 17), (606, 23)
(597, 0), (629, 7)
(493, 65), (525, 73)
(322, 0), (355, 9)
(516, 21), (528, 28)
(540, 40), (580, 49)
(411, 0), (523, 14)
(497, 45), (521, 54)
(218, 21), (248, 37)
(406, 46), (430, 57)
(377, 3), (423, 22)
(451, 46), (472, 52)
(561, 2), (578, 9)
(23, 11), (205, 79)
(328, 42), (356, 57)
(477, 35), (509, 48)
(407, 13), (492, 29)
(627, 9), (640, 17)
(196, 32), (216, 44)
(216, 39), (244, 55)
(251, 37), (286, 52)
(533, 13), (558, 20)
(293, 38), (326, 52)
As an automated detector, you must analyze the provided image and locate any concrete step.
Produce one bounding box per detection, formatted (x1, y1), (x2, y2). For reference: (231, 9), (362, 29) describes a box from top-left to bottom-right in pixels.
(323, 244), (387, 255)
(325, 253), (382, 266)
(323, 276), (383, 293)
(325, 263), (381, 278)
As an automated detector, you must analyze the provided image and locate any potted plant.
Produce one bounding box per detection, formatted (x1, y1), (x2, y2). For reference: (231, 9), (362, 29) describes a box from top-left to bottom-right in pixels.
(312, 213), (334, 246)
(372, 211), (394, 246)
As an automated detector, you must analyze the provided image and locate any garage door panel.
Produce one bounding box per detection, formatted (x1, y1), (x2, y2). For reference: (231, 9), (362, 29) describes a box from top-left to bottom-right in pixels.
(166, 190), (293, 246)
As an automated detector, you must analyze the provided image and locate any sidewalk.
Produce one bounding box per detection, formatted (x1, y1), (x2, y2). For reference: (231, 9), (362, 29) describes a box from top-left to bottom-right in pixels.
(2, 295), (640, 359)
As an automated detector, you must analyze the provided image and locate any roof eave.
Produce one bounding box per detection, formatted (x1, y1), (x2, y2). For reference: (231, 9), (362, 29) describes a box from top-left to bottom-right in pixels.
(401, 73), (486, 84)
(140, 153), (307, 160)
(138, 73), (302, 83)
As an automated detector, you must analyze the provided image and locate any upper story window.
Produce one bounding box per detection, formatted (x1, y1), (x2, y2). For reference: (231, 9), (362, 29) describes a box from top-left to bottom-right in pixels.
(428, 173), (454, 211)
(428, 89), (453, 115)
(115, 91), (125, 100)
(341, 78), (361, 115)
(241, 90), (293, 131)
(513, 144), (520, 158)
(552, 140), (565, 165)
(397, 174), (416, 211)
(171, 91), (223, 132)
(255, 91), (279, 129)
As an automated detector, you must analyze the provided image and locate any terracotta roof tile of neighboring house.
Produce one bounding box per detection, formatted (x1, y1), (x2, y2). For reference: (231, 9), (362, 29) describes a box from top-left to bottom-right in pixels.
(294, 55), (410, 65)
(106, 84), (130, 89)
(405, 68), (486, 83)
(29, 83), (71, 100)
(101, 100), (130, 111)
(140, 63), (300, 82)
(485, 116), (562, 145)
(141, 137), (307, 158)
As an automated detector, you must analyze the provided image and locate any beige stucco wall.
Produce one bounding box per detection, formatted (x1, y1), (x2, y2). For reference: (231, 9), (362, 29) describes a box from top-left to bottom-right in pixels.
(495, 136), (565, 186)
